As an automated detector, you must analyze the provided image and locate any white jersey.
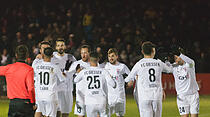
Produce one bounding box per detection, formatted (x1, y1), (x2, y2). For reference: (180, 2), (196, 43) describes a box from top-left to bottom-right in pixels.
(32, 58), (44, 100)
(32, 58), (43, 67)
(69, 59), (90, 91)
(172, 54), (199, 95)
(51, 52), (76, 91)
(74, 66), (116, 105)
(105, 62), (130, 104)
(125, 58), (172, 100)
(33, 61), (65, 101)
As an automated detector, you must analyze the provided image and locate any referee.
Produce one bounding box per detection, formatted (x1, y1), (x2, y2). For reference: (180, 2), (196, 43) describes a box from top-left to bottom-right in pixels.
(0, 45), (36, 117)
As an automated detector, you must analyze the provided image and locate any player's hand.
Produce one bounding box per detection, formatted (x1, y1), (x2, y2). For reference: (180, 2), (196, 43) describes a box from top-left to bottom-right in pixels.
(64, 60), (73, 71)
(127, 81), (133, 88)
(122, 73), (128, 79)
(162, 89), (166, 101)
(36, 54), (42, 59)
(62, 72), (67, 77)
(33, 104), (37, 111)
(76, 64), (82, 73)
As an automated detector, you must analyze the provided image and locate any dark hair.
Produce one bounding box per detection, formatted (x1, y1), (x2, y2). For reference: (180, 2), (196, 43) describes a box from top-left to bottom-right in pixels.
(142, 41), (156, 55)
(40, 41), (51, 48)
(81, 45), (91, 53)
(108, 48), (118, 55)
(44, 47), (54, 57)
(15, 45), (29, 60)
(56, 38), (65, 43)
(90, 51), (99, 59)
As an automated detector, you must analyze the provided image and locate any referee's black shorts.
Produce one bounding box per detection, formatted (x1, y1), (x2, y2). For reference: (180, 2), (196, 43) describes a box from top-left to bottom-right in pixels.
(8, 98), (34, 117)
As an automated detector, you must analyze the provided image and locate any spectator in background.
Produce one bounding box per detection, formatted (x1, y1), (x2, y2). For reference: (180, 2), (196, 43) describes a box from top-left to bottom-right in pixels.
(1, 48), (11, 65)
(0, 0), (208, 73)
(0, 35), (10, 51)
(26, 33), (36, 58)
(12, 32), (25, 54)
(83, 10), (93, 42)
(66, 34), (75, 53)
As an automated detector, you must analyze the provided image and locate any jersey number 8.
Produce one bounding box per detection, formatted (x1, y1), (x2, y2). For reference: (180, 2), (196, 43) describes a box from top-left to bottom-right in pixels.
(149, 68), (156, 82)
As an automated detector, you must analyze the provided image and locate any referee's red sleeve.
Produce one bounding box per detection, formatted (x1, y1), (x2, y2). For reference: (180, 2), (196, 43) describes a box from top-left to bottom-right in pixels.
(0, 65), (9, 76)
(26, 69), (36, 103)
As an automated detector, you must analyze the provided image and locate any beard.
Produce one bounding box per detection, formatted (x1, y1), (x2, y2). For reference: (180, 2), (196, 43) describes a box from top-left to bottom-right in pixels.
(58, 49), (64, 54)
(82, 57), (88, 62)
(110, 59), (117, 64)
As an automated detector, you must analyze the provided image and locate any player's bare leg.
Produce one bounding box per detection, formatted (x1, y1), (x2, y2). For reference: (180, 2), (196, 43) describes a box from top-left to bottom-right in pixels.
(181, 114), (189, 117)
(35, 112), (43, 117)
(56, 111), (61, 117)
(78, 116), (85, 117)
(97, 114), (100, 117)
(191, 114), (198, 117)
(62, 113), (69, 117)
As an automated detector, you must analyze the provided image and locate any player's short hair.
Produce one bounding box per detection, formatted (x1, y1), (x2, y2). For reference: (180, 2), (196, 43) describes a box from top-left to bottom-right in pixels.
(81, 45), (91, 53)
(44, 47), (54, 57)
(108, 48), (118, 55)
(40, 41), (51, 48)
(90, 51), (99, 62)
(142, 41), (156, 55)
(56, 38), (65, 44)
(15, 45), (29, 60)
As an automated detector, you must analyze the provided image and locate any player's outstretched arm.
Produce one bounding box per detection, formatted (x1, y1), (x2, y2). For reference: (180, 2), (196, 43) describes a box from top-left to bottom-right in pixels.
(179, 54), (195, 67)
(74, 70), (84, 83)
(162, 61), (173, 73)
(125, 63), (139, 83)
(162, 89), (166, 101)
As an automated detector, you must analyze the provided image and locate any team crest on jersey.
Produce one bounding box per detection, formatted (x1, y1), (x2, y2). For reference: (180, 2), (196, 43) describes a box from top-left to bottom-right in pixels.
(117, 69), (120, 74)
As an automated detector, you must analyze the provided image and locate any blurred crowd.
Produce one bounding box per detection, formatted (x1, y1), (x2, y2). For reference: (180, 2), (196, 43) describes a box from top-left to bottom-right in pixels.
(0, 0), (209, 72)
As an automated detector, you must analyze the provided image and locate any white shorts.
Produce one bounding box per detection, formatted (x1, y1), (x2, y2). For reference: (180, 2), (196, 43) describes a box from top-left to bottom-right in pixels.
(139, 100), (162, 117)
(177, 92), (199, 115)
(36, 100), (58, 117)
(109, 102), (125, 116)
(74, 89), (86, 116)
(57, 90), (73, 113)
(86, 104), (108, 117)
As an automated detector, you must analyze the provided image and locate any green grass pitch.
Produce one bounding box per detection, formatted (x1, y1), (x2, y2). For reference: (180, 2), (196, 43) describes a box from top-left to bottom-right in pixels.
(0, 95), (210, 117)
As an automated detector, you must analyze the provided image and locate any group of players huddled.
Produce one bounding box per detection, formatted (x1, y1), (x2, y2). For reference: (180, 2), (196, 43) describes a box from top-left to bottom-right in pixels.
(32, 39), (199, 117)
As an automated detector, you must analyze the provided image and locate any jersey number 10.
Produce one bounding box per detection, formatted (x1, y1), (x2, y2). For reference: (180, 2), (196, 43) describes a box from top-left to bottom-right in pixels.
(39, 72), (50, 85)
(87, 75), (100, 89)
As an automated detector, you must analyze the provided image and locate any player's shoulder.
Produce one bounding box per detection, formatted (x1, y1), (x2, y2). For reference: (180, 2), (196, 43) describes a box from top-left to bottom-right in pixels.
(118, 62), (127, 67)
(72, 60), (81, 66)
(135, 59), (144, 65)
(16, 62), (33, 71)
(32, 58), (43, 65)
(104, 62), (110, 67)
(50, 62), (59, 67)
(100, 67), (109, 74)
(65, 53), (75, 58)
(76, 59), (83, 63)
